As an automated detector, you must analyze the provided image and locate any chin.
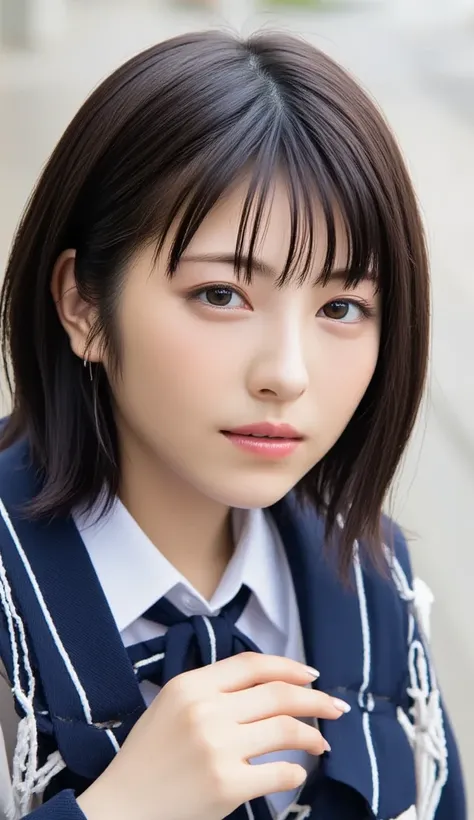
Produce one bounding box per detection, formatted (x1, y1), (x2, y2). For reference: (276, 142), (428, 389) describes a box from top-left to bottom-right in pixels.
(208, 480), (296, 511)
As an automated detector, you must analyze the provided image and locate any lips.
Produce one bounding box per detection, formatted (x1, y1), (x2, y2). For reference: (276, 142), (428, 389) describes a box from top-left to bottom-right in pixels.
(221, 424), (303, 459)
(223, 422), (303, 440)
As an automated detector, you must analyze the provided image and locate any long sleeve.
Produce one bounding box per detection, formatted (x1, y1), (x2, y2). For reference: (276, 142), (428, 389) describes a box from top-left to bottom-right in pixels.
(22, 792), (87, 820)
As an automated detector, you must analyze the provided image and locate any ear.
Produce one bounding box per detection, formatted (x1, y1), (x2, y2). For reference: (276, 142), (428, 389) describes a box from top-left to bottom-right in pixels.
(51, 250), (102, 363)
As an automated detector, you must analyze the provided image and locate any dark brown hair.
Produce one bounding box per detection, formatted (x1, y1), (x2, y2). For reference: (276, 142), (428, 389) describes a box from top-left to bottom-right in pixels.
(0, 30), (429, 573)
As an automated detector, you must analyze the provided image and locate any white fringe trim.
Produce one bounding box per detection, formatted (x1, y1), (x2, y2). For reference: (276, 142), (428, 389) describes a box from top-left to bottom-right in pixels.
(0, 497), (119, 815)
(389, 553), (448, 820)
(339, 523), (448, 820)
(0, 522), (67, 816)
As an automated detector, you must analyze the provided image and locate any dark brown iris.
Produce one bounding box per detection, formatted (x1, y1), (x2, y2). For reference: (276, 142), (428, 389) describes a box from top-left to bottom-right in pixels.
(323, 301), (349, 320)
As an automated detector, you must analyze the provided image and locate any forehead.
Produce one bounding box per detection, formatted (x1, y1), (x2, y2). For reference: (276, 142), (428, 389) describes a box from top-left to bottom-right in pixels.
(184, 174), (351, 277)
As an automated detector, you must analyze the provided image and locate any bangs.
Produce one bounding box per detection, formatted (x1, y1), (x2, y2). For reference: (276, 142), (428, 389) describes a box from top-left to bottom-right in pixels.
(154, 114), (383, 291)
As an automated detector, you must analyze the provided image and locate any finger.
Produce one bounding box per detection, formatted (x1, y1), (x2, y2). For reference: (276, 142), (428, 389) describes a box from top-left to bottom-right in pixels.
(243, 760), (308, 800)
(228, 680), (350, 723)
(181, 652), (319, 694)
(240, 715), (330, 759)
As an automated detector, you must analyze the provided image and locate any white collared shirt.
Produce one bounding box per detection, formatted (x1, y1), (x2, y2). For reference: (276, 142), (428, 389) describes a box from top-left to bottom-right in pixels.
(75, 500), (316, 815)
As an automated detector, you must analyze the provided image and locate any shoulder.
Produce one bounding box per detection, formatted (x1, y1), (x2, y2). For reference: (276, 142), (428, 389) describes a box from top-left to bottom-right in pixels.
(0, 425), (37, 510)
(378, 515), (431, 632)
(278, 491), (415, 586)
(381, 513), (414, 581)
(0, 430), (40, 676)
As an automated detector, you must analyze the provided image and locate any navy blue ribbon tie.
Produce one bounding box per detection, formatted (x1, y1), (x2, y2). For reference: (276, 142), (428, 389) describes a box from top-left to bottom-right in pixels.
(127, 584), (262, 688)
(126, 584), (281, 818)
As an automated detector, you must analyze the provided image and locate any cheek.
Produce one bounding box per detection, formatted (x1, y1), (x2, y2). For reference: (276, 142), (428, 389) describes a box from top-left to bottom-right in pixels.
(115, 296), (244, 413)
(314, 330), (379, 421)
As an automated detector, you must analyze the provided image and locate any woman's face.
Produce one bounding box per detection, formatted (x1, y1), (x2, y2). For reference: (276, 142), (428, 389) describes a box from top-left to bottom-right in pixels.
(63, 177), (381, 510)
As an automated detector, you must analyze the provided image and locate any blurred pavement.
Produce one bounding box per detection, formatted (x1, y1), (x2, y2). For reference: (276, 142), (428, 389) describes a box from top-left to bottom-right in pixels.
(0, 0), (473, 804)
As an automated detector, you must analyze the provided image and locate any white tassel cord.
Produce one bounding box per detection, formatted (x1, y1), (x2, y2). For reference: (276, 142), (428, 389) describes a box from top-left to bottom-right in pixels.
(388, 550), (448, 820)
(0, 500), (119, 753)
(0, 544), (66, 817)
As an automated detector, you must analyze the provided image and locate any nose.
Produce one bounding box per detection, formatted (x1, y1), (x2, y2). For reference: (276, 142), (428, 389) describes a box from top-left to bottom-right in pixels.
(247, 322), (309, 403)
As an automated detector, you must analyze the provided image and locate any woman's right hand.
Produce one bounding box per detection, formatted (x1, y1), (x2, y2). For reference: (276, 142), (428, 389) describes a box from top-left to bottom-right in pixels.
(77, 652), (349, 820)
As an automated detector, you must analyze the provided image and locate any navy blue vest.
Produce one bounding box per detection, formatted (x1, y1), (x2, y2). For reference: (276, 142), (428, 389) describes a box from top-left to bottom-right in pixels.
(0, 438), (466, 820)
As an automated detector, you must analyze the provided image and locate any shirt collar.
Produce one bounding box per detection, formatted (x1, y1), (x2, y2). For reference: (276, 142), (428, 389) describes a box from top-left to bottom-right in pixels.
(213, 506), (288, 635)
(74, 499), (287, 636)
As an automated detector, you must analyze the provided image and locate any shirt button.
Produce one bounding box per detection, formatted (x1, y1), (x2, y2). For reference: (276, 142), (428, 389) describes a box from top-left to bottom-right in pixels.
(181, 592), (197, 613)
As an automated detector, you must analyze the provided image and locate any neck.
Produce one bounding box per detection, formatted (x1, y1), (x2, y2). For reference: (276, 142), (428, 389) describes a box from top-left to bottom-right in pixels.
(117, 432), (234, 601)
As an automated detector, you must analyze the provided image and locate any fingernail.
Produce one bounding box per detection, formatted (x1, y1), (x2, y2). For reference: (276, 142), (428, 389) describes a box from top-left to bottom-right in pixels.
(323, 739), (331, 753)
(332, 698), (351, 714)
(303, 666), (320, 680)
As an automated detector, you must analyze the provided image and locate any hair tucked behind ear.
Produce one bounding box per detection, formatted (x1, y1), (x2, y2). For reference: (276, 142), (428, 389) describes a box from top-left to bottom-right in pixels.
(0, 30), (429, 575)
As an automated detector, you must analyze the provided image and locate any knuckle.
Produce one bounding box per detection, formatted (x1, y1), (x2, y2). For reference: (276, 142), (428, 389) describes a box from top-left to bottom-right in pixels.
(238, 651), (260, 668)
(164, 673), (194, 703)
(230, 651), (262, 678)
(306, 690), (332, 716)
(276, 714), (299, 741)
(275, 716), (321, 750)
(267, 680), (291, 709)
(182, 698), (213, 734)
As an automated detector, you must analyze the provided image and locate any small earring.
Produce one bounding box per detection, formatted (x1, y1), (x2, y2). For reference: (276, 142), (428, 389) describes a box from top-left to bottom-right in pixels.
(83, 358), (93, 382)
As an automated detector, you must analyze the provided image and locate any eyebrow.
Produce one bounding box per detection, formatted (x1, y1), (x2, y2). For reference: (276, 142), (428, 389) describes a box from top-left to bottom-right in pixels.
(180, 253), (273, 277)
(179, 252), (371, 284)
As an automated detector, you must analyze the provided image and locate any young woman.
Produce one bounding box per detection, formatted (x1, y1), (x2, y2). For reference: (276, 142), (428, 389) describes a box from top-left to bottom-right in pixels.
(0, 29), (465, 820)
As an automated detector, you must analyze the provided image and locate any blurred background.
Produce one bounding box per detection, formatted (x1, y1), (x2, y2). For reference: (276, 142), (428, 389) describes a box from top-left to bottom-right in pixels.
(1, 0), (474, 809)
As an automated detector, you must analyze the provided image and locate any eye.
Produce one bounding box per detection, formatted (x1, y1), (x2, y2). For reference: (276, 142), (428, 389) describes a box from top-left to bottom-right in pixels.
(318, 299), (370, 323)
(190, 285), (248, 309)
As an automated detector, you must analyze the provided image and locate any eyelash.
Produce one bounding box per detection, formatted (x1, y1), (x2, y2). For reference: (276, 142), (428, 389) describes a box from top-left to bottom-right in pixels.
(187, 284), (250, 311)
(187, 284), (376, 321)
